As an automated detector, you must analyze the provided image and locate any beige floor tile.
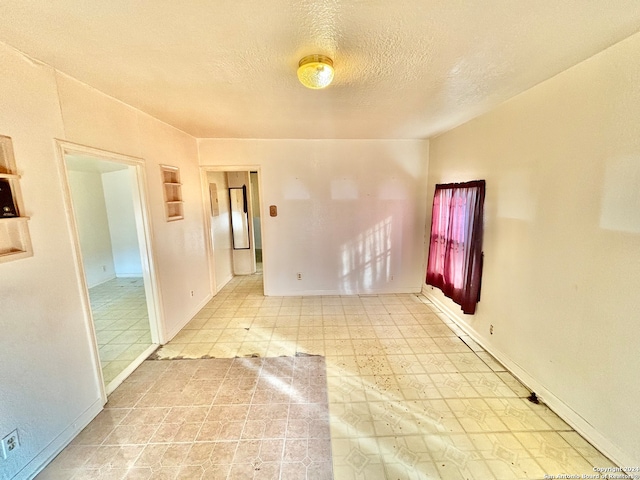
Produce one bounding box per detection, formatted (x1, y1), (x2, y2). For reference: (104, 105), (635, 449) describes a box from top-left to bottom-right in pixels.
(89, 278), (153, 385)
(37, 271), (621, 480)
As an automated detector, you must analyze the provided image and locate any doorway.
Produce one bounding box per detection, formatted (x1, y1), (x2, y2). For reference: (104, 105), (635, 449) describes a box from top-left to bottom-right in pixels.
(58, 142), (161, 396)
(202, 168), (264, 294)
(250, 171), (262, 272)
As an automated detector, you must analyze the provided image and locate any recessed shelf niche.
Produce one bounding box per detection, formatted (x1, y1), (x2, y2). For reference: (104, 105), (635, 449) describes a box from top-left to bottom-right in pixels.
(0, 135), (32, 263)
(160, 165), (184, 221)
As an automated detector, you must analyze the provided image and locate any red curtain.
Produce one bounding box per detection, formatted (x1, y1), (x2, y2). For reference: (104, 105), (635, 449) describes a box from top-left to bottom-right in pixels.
(426, 180), (485, 314)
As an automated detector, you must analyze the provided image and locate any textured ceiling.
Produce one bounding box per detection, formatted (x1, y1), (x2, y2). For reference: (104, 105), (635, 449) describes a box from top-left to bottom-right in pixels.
(1, 1), (640, 139)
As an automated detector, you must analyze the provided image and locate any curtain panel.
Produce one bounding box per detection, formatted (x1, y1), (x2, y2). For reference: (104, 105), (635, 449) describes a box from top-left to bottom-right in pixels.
(426, 180), (485, 314)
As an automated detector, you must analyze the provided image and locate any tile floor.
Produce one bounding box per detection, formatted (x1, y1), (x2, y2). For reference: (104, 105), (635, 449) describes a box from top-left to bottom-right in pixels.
(37, 356), (332, 480)
(91, 278), (153, 384)
(39, 272), (619, 479)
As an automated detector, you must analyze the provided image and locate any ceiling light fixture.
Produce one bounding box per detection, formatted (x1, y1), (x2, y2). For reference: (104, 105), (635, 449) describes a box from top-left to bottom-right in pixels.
(297, 54), (334, 89)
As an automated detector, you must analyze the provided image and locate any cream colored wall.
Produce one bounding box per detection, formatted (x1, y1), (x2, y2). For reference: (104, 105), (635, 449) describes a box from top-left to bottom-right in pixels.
(0, 43), (102, 480)
(102, 169), (143, 277)
(206, 171), (233, 291)
(67, 170), (117, 287)
(4, 20), (639, 477)
(0, 42), (209, 479)
(227, 171), (255, 275)
(55, 73), (211, 341)
(198, 139), (430, 296)
(425, 32), (640, 466)
(250, 172), (262, 250)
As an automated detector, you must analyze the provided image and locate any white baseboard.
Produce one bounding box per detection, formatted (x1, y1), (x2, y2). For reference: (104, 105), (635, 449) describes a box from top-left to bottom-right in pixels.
(114, 273), (143, 278)
(163, 292), (214, 343)
(265, 287), (423, 297)
(87, 274), (117, 289)
(14, 398), (103, 480)
(421, 285), (637, 469)
(215, 273), (234, 294)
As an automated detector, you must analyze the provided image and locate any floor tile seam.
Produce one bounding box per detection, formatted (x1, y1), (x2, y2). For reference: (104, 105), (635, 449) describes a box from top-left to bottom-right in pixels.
(330, 438), (565, 472)
(96, 278), (604, 472)
(79, 440), (148, 469)
(334, 428), (577, 444)
(325, 396), (536, 413)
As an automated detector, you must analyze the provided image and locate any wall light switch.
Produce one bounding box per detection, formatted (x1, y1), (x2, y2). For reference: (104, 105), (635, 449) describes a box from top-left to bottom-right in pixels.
(269, 205), (277, 217)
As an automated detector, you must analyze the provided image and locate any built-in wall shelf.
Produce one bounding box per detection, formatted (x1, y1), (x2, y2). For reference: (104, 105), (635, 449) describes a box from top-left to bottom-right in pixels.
(0, 135), (33, 263)
(160, 165), (184, 221)
(0, 216), (30, 224)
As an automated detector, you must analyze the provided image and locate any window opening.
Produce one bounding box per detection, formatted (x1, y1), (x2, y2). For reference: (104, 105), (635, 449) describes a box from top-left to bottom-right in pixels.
(426, 180), (485, 314)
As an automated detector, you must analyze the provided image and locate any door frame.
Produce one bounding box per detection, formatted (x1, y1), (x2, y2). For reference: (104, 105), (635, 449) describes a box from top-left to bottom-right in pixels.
(199, 165), (267, 295)
(55, 140), (164, 399)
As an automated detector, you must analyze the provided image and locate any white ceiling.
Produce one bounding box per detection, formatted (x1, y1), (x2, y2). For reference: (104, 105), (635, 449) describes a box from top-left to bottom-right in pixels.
(1, 1), (639, 139)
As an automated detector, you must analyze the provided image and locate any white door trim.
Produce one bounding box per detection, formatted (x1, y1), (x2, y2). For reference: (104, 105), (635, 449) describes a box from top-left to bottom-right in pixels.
(54, 139), (164, 401)
(199, 165), (267, 296)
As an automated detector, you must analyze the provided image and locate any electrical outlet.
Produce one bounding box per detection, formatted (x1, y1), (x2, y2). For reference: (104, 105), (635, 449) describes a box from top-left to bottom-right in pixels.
(297, 273), (302, 280)
(390, 274), (394, 281)
(190, 290), (194, 297)
(101, 265), (106, 272)
(490, 324), (494, 335)
(1, 430), (19, 459)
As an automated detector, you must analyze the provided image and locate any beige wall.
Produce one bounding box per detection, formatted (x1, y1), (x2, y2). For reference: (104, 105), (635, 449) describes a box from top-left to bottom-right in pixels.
(206, 171), (233, 291)
(56, 73), (211, 340)
(102, 168), (143, 277)
(67, 169), (116, 287)
(3, 21), (640, 478)
(227, 171), (256, 275)
(0, 42), (210, 479)
(0, 42), (99, 480)
(425, 32), (640, 466)
(199, 139), (430, 296)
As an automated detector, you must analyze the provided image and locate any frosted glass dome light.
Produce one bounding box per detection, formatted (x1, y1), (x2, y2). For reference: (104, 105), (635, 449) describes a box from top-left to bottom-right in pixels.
(297, 54), (334, 89)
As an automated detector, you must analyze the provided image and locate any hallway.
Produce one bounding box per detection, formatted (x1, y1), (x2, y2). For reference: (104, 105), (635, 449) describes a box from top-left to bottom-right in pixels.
(38, 273), (616, 479)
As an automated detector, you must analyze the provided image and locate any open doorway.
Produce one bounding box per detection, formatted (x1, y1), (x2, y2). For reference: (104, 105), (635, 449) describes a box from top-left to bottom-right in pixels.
(202, 168), (264, 294)
(250, 171), (262, 273)
(57, 142), (161, 395)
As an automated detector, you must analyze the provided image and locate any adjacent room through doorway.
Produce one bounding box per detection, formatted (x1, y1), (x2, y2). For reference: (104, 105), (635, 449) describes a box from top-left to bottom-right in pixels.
(204, 168), (264, 294)
(63, 151), (159, 393)
(250, 171), (262, 272)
